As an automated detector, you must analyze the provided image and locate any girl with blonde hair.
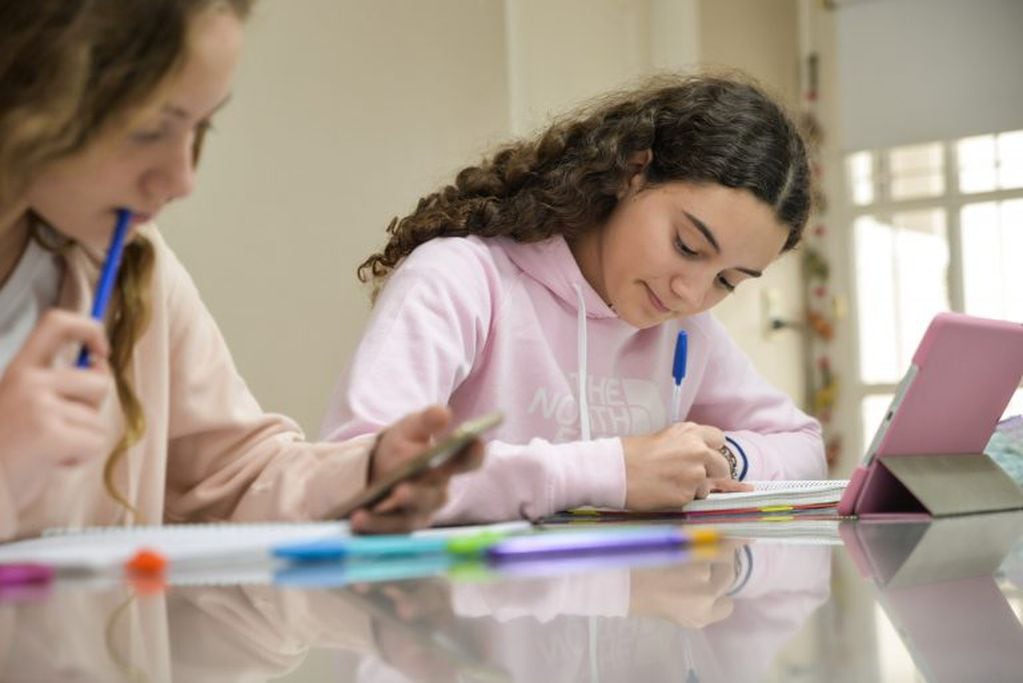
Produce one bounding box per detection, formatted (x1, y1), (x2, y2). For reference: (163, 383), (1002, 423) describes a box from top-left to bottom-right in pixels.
(0, 0), (479, 540)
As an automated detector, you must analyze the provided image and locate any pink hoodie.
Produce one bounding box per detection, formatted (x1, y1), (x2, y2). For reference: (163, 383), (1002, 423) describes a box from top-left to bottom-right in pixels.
(321, 235), (825, 523)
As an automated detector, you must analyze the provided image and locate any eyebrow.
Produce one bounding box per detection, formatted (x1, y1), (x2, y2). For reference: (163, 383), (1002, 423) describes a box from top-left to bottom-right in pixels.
(161, 93), (233, 121)
(681, 210), (763, 278)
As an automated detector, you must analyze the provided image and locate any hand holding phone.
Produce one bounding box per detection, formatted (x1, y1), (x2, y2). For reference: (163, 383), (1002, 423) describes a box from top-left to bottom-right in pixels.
(331, 410), (502, 520)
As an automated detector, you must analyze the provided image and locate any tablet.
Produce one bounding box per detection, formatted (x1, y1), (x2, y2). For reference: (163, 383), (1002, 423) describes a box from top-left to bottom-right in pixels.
(837, 312), (1023, 516)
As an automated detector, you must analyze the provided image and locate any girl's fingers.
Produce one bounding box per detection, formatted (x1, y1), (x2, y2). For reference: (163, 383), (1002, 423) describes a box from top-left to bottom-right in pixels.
(58, 401), (107, 437)
(703, 448), (731, 480)
(711, 478), (753, 493)
(16, 311), (108, 368)
(350, 508), (432, 535)
(373, 481), (447, 516)
(51, 367), (112, 407)
(691, 424), (725, 449)
(447, 440), (484, 474)
(54, 425), (107, 466)
(393, 405), (452, 445)
(420, 441), (484, 483)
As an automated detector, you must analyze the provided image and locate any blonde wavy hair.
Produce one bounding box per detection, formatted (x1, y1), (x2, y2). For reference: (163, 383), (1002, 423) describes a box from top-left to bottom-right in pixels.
(0, 0), (254, 513)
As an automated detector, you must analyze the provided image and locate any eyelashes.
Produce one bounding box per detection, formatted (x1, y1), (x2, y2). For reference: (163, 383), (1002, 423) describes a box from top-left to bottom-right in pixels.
(674, 235), (698, 257)
(674, 235), (736, 292)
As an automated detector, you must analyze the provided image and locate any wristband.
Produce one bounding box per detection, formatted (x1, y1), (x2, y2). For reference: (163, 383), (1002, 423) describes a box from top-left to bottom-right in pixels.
(724, 436), (749, 480)
(718, 444), (739, 480)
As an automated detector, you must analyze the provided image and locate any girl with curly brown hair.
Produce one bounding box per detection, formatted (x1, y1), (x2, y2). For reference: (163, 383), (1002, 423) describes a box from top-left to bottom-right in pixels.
(322, 74), (827, 523)
(0, 0), (479, 540)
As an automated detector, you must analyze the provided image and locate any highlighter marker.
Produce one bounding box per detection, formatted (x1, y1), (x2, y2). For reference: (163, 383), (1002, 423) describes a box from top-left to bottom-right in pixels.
(0, 563), (55, 586)
(76, 208), (132, 368)
(487, 526), (719, 562)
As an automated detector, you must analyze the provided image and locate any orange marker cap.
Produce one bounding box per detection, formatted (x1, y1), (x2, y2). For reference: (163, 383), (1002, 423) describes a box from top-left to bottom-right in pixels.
(126, 548), (167, 575)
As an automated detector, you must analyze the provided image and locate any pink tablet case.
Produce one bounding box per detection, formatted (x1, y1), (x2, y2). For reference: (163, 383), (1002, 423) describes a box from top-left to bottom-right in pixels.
(839, 312), (1023, 517)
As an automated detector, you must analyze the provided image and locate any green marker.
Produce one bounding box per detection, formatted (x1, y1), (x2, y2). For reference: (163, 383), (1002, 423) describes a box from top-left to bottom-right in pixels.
(446, 530), (516, 556)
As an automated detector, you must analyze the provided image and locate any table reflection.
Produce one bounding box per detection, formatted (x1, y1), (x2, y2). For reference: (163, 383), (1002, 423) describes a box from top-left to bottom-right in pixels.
(841, 511), (1023, 683)
(3, 513), (1021, 682)
(351, 541), (831, 683)
(0, 540), (831, 682)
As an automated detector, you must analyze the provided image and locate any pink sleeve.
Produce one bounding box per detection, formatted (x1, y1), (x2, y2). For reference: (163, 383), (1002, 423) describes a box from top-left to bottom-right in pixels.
(320, 244), (492, 442)
(438, 436), (626, 523)
(686, 316), (826, 481)
(160, 247), (374, 523)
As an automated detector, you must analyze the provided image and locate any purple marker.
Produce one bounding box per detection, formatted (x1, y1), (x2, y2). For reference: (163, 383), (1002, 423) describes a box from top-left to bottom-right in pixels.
(0, 563), (55, 587)
(486, 526), (719, 562)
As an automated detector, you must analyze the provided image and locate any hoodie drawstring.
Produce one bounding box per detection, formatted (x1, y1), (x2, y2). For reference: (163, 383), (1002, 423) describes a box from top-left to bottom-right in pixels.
(572, 284), (591, 441)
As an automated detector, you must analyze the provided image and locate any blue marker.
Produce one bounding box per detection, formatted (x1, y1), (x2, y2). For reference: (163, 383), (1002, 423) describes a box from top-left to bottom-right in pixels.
(76, 209), (132, 368)
(274, 534), (450, 562)
(671, 329), (687, 422)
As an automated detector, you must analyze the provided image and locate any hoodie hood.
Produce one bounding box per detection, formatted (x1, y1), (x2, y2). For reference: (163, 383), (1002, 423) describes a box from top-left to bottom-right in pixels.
(499, 235), (625, 440)
(499, 236), (619, 320)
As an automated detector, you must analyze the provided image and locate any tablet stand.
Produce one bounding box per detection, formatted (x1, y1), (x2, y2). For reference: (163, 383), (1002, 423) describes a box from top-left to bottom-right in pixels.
(857, 452), (1023, 517)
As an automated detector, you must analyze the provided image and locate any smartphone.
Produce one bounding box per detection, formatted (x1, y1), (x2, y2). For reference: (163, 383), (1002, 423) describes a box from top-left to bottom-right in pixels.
(331, 411), (503, 519)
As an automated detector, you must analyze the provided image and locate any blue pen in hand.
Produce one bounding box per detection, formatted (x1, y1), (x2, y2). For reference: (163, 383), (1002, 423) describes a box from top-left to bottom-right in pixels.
(76, 208), (132, 368)
(671, 329), (687, 422)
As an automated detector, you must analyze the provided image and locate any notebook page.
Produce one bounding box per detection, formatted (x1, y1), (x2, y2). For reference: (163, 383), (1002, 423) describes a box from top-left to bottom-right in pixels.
(0, 521), (349, 571)
(683, 479), (849, 512)
(749, 480), (846, 491)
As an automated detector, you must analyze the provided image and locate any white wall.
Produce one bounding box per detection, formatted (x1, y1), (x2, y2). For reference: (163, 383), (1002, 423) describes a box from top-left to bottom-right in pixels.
(836, 0), (1023, 151)
(505, 0), (653, 135)
(695, 0), (806, 403)
(161, 0), (809, 432)
(160, 1), (510, 432)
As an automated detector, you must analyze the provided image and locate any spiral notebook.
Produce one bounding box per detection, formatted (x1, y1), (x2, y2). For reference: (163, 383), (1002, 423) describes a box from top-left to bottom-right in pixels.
(0, 521), (350, 574)
(680, 479), (849, 514)
(558, 480), (849, 522)
(0, 520), (533, 586)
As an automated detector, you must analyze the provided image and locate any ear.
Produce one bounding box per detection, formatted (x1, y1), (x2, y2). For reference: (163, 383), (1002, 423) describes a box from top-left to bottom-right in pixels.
(618, 149), (653, 198)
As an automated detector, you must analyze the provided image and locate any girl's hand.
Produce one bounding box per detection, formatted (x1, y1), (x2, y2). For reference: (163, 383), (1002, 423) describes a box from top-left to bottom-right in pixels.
(628, 538), (747, 628)
(351, 406), (483, 534)
(621, 421), (750, 510)
(0, 310), (112, 509)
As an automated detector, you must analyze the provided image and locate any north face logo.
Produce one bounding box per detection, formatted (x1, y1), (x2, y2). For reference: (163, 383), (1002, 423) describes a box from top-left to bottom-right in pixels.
(526, 374), (666, 440)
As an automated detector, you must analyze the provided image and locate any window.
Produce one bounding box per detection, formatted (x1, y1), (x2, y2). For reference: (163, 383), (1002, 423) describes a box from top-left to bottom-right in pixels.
(847, 130), (1023, 450)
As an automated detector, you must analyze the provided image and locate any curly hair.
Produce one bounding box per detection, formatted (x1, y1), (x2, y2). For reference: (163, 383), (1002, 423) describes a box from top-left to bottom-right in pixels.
(359, 73), (811, 296)
(0, 0), (254, 514)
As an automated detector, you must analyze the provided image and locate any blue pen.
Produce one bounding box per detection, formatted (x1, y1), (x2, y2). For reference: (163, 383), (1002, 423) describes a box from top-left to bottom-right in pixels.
(671, 330), (687, 422)
(76, 208), (132, 368)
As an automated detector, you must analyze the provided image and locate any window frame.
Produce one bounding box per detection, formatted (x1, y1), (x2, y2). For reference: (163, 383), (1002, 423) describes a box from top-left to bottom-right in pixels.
(845, 132), (1023, 450)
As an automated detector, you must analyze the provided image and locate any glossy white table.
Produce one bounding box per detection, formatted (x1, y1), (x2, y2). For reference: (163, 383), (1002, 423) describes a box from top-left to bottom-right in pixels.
(2, 512), (1021, 682)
